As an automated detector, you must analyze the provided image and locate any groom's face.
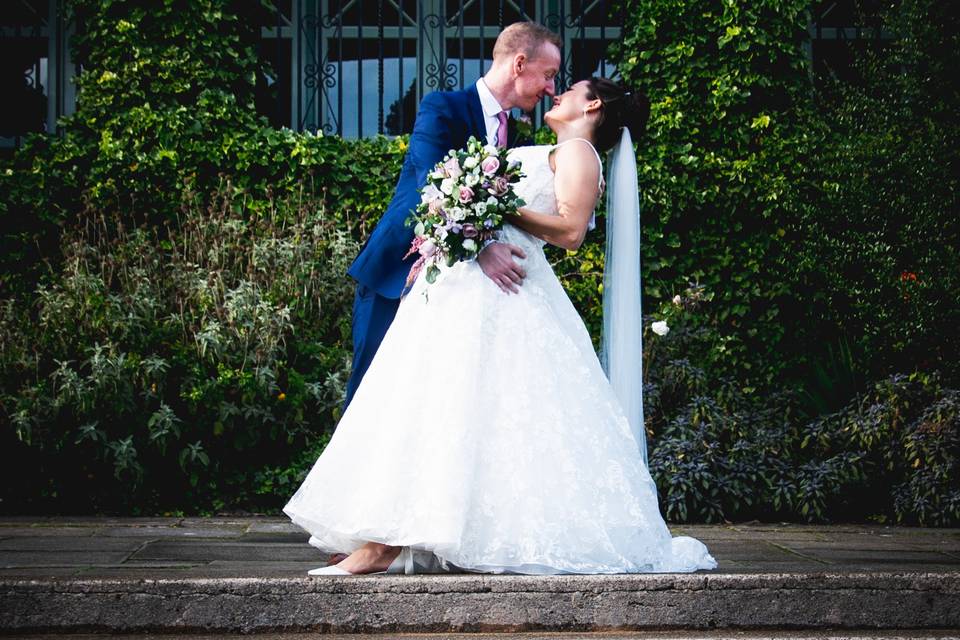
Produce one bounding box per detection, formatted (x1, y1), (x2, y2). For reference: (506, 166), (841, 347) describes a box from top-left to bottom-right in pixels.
(514, 42), (562, 112)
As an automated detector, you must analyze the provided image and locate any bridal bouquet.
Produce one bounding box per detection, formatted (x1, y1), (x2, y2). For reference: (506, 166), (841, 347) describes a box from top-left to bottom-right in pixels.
(404, 136), (525, 288)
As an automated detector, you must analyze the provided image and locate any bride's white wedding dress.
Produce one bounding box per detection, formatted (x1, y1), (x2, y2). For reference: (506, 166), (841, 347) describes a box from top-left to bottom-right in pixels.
(283, 140), (718, 574)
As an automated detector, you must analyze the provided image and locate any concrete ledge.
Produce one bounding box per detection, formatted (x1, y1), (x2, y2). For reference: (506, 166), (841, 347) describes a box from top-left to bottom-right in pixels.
(3, 572), (959, 635)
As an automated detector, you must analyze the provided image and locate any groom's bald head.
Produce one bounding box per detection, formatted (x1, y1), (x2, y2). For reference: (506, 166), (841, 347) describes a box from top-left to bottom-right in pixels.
(493, 22), (561, 62)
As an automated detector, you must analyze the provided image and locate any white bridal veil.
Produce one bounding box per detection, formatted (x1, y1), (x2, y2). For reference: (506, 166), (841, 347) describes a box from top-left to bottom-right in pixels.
(600, 126), (648, 468)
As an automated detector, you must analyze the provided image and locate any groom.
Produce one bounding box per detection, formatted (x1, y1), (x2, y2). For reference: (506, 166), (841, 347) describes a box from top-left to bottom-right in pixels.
(343, 21), (562, 410)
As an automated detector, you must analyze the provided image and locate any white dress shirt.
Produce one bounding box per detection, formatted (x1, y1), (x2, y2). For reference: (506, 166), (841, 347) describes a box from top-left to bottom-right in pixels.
(476, 78), (506, 147)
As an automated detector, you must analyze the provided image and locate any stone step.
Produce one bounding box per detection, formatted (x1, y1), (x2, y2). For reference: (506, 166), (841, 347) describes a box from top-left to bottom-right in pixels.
(1, 518), (958, 635)
(9, 634), (960, 640)
(3, 571), (959, 634)
(9, 632), (960, 640)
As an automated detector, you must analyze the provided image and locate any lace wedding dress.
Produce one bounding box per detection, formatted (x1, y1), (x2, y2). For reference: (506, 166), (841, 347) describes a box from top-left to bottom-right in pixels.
(283, 141), (718, 574)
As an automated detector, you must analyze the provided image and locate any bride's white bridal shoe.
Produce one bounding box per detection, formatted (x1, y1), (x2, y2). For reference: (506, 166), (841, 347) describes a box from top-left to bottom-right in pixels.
(307, 546), (410, 576)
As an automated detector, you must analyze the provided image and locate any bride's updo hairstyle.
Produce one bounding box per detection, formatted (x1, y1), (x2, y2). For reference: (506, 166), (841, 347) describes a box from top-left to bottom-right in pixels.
(585, 77), (650, 153)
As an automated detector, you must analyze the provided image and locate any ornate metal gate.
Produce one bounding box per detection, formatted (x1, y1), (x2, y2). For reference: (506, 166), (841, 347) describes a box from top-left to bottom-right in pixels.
(260, 1), (625, 137)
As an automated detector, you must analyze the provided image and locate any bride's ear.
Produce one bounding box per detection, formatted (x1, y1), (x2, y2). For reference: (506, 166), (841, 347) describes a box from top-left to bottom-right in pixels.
(583, 99), (602, 117)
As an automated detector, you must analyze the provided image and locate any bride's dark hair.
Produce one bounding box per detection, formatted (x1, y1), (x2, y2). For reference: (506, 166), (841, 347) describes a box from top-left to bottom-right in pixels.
(584, 77), (650, 153)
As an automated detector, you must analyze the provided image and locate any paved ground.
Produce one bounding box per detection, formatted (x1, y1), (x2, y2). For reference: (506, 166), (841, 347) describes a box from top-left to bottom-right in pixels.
(1, 518), (959, 635)
(0, 517), (958, 578)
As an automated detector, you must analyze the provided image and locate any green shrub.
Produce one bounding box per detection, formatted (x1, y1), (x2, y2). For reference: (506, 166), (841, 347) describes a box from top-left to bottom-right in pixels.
(0, 0), (407, 294)
(2, 0), (957, 521)
(645, 284), (960, 525)
(0, 186), (357, 514)
(611, 0), (813, 393)
(775, 0), (960, 387)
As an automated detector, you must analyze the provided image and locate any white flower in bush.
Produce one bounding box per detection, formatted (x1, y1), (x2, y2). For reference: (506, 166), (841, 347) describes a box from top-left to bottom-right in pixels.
(672, 294), (682, 306)
(651, 320), (670, 336)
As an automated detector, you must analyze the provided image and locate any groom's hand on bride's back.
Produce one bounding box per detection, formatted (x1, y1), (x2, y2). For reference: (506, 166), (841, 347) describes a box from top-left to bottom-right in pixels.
(477, 243), (527, 294)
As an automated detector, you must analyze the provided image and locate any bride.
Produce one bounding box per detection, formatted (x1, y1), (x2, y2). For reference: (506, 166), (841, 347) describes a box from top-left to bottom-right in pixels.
(283, 76), (718, 576)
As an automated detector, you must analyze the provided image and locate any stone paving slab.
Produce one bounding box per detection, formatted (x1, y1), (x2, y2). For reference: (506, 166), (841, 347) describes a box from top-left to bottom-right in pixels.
(93, 525), (249, 538)
(0, 518), (957, 579)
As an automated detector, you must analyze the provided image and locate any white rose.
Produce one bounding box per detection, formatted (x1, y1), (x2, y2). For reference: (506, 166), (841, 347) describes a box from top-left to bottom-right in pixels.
(463, 156), (479, 169)
(435, 226), (449, 241)
(440, 178), (455, 195)
(651, 320), (670, 336)
(420, 183), (443, 203)
(486, 196), (499, 207)
(465, 173), (480, 187)
(484, 144), (499, 156)
(462, 238), (477, 252)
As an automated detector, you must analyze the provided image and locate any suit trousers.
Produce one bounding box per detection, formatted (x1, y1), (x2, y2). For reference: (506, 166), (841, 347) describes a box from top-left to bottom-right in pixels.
(343, 282), (401, 411)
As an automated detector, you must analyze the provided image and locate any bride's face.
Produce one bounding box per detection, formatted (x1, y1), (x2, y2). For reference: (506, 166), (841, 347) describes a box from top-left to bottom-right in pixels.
(543, 80), (601, 132)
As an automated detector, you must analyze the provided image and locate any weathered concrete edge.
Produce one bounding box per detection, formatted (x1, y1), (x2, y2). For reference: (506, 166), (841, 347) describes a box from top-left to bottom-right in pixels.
(2, 572), (959, 635)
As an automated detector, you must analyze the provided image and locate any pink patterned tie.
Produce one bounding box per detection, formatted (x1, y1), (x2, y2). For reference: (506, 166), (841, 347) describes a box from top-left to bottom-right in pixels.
(495, 111), (508, 148)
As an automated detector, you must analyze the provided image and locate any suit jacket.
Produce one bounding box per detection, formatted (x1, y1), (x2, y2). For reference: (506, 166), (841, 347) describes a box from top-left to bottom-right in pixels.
(347, 85), (486, 299)
(347, 85), (531, 299)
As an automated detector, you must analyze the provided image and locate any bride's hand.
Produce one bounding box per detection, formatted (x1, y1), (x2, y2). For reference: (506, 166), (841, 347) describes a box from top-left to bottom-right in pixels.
(477, 242), (527, 294)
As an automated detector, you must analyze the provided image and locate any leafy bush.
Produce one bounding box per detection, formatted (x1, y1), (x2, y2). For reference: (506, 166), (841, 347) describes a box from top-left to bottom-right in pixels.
(0, 0), (407, 293)
(645, 283), (960, 526)
(1, 0), (957, 522)
(0, 186), (357, 514)
(775, 0), (960, 387)
(611, 0), (813, 392)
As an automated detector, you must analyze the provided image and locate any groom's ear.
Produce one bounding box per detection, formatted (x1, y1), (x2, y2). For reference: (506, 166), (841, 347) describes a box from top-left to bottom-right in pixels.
(512, 53), (527, 76)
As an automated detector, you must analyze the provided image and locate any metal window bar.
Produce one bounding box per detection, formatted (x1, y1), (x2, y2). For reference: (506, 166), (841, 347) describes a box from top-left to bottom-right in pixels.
(281, 0), (624, 137)
(1, 0), (908, 146)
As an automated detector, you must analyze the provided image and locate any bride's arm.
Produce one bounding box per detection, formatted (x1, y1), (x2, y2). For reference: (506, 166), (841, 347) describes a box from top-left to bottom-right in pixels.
(508, 143), (601, 250)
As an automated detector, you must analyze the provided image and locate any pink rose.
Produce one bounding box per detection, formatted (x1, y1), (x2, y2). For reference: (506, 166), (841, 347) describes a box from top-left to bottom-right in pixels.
(458, 185), (475, 204)
(480, 156), (500, 175)
(461, 223), (478, 239)
(492, 175), (510, 195)
(418, 239), (437, 257)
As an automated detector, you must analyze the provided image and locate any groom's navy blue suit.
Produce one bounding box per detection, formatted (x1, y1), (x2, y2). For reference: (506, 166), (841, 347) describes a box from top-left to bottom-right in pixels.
(344, 84), (523, 410)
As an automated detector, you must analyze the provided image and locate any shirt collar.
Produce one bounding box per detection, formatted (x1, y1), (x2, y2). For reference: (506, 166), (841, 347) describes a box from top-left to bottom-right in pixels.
(476, 78), (505, 118)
